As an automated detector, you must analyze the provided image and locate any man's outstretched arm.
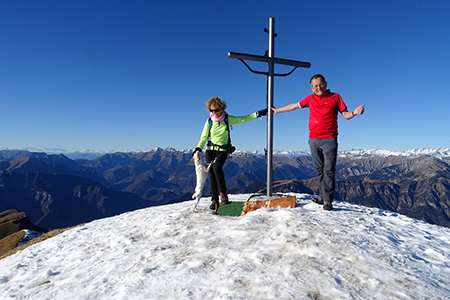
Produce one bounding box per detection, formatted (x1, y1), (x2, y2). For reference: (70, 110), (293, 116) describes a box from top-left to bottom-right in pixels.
(342, 104), (365, 120)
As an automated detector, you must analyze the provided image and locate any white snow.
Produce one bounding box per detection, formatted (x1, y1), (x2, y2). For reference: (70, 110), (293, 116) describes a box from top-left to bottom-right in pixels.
(1, 193), (450, 300)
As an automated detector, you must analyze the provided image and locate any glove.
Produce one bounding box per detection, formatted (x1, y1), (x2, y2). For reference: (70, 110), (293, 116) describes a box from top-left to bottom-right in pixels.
(192, 147), (202, 157)
(256, 108), (268, 118)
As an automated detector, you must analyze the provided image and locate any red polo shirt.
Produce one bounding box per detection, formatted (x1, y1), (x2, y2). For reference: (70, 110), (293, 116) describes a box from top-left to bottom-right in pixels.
(299, 90), (347, 139)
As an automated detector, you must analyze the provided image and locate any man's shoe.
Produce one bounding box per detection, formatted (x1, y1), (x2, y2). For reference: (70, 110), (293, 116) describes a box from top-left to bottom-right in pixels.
(210, 200), (219, 210)
(220, 192), (231, 205)
(312, 197), (324, 205)
(323, 202), (333, 211)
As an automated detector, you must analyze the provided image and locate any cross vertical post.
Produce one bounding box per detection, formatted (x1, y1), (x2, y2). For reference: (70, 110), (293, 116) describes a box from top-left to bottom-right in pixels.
(228, 17), (311, 198)
(266, 17), (275, 196)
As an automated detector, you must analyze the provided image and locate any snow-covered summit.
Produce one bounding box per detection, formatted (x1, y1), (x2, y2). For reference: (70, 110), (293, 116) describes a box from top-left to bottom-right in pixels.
(1, 193), (449, 299)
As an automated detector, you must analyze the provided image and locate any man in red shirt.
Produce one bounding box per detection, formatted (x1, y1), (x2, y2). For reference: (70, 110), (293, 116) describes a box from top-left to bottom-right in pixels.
(271, 74), (365, 210)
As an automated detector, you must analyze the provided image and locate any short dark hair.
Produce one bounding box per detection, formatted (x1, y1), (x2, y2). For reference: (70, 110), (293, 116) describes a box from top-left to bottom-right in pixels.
(310, 74), (326, 84)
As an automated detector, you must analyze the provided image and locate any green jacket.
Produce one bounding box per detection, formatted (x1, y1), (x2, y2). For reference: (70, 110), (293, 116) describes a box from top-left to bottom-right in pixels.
(197, 112), (258, 151)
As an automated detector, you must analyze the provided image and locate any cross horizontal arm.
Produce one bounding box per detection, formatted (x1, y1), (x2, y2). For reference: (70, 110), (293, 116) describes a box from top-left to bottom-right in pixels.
(228, 51), (311, 68)
(273, 57), (311, 69)
(228, 52), (271, 63)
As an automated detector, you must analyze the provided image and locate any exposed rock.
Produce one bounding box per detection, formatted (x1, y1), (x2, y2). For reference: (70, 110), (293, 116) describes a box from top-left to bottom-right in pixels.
(0, 209), (46, 240)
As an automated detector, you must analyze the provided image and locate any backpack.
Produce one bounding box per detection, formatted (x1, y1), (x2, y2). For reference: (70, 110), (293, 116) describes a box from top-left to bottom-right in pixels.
(207, 115), (236, 154)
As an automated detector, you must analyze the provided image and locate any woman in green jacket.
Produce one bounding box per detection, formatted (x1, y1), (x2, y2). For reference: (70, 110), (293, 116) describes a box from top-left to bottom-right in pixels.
(192, 96), (267, 210)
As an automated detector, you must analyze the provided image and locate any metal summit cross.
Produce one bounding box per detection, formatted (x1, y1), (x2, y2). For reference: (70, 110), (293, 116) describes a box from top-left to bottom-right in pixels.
(228, 17), (311, 198)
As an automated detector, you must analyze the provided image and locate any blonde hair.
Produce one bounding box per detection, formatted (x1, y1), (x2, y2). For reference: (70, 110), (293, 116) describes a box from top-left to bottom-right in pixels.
(205, 96), (227, 112)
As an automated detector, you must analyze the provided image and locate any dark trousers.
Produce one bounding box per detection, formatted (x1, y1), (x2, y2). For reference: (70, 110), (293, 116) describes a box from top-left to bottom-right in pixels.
(308, 138), (338, 203)
(205, 150), (228, 200)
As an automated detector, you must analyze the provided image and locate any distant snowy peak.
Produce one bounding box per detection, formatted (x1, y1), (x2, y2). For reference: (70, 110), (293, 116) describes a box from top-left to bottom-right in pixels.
(248, 147), (450, 158)
(247, 147), (450, 158)
(339, 147), (450, 158)
(246, 149), (311, 157)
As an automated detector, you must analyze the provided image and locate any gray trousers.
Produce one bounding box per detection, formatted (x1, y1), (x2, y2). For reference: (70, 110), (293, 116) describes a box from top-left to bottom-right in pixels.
(308, 138), (338, 203)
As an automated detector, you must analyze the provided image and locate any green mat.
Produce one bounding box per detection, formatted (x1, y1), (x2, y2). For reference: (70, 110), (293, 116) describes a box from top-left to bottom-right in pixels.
(216, 202), (245, 216)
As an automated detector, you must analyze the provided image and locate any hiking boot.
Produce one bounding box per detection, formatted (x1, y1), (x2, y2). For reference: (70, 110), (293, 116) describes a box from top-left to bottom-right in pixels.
(210, 200), (219, 210)
(220, 192), (231, 205)
(312, 197), (324, 205)
(323, 202), (333, 211)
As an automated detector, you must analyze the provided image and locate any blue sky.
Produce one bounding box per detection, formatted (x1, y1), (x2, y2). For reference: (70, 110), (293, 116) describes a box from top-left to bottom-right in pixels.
(1, 0), (449, 153)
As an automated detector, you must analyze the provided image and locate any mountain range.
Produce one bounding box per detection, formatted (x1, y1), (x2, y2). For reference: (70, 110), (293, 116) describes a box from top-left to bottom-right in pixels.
(4, 146), (450, 159)
(1, 147), (450, 230)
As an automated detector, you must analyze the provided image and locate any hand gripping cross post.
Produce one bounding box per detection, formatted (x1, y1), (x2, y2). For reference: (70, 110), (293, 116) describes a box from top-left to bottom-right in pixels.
(228, 17), (311, 197)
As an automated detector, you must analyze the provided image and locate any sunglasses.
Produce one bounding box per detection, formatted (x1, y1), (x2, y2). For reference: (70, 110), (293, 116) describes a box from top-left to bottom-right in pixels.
(210, 109), (220, 113)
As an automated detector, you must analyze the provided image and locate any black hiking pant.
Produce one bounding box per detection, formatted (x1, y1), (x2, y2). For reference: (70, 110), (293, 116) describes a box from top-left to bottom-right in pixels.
(205, 150), (228, 200)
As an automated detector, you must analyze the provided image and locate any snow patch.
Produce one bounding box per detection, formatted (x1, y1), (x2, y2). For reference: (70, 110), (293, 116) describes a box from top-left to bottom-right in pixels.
(17, 230), (42, 246)
(0, 193), (449, 299)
